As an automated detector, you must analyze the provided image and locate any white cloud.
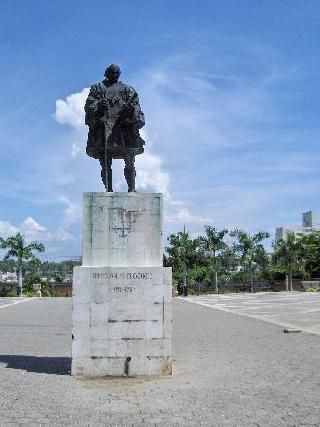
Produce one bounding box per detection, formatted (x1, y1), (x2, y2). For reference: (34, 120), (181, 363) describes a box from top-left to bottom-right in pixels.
(136, 149), (170, 194)
(135, 129), (170, 194)
(46, 228), (74, 242)
(0, 216), (74, 243)
(71, 143), (81, 158)
(21, 217), (46, 236)
(20, 216), (74, 241)
(165, 206), (213, 225)
(55, 88), (89, 131)
(59, 196), (81, 227)
(0, 221), (19, 238)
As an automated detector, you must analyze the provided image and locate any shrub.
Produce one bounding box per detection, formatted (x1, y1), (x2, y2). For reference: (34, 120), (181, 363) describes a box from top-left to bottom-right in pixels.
(0, 285), (17, 297)
(22, 290), (35, 297)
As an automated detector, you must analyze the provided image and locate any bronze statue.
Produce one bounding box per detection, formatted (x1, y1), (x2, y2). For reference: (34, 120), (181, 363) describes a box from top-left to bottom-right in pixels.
(85, 64), (145, 192)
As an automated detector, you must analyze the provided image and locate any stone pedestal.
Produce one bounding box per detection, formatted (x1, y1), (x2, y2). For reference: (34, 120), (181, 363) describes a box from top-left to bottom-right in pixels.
(82, 192), (163, 267)
(72, 193), (172, 377)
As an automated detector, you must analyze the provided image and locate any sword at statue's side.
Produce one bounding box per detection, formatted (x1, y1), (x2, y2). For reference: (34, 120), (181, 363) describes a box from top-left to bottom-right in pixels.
(103, 117), (114, 192)
(101, 104), (117, 192)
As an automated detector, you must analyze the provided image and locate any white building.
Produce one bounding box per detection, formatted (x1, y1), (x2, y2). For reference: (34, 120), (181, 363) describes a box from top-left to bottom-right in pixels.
(275, 211), (319, 244)
(1, 272), (18, 283)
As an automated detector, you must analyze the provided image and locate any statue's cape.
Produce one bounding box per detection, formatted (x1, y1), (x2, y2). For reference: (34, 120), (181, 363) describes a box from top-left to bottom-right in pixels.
(85, 81), (145, 159)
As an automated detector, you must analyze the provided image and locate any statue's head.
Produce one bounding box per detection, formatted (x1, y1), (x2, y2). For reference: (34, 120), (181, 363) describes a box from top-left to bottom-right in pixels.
(104, 64), (121, 83)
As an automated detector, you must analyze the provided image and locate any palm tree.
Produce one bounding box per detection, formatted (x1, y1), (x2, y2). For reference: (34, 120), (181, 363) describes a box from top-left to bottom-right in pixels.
(199, 226), (228, 293)
(165, 227), (203, 292)
(0, 233), (45, 296)
(230, 229), (270, 292)
(272, 231), (304, 291)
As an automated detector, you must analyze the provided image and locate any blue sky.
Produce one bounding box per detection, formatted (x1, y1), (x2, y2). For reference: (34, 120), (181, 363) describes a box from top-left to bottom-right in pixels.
(0, 0), (319, 258)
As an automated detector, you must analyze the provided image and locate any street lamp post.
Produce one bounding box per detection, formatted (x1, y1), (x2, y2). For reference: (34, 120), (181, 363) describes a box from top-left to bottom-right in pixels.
(177, 245), (188, 296)
(182, 263), (187, 295)
(205, 250), (218, 293)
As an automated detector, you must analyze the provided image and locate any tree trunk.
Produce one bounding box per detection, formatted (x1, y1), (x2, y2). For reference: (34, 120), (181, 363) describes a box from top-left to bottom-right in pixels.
(213, 253), (218, 293)
(18, 268), (23, 296)
(285, 274), (289, 291)
(288, 265), (293, 291)
(183, 263), (187, 296)
(249, 263), (253, 293)
(214, 270), (218, 293)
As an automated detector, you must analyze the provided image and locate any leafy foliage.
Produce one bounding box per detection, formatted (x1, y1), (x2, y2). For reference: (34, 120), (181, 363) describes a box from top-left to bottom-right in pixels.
(272, 231), (306, 291)
(0, 233), (45, 294)
(229, 229), (270, 291)
(40, 260), (80, 281)
(300, 231), (320, 276)
(165, 229), (208, 284)
(198, 226), (229, 292)
(1, 226), (319, 297)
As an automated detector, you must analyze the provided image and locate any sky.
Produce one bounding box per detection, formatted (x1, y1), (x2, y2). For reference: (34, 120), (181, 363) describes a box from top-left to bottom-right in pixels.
(0, 0), (319, 259)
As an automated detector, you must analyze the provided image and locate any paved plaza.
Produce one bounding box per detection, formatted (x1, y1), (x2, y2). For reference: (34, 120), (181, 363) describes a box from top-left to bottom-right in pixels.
(181, 292), (320, 335)
(0, 296), (320, 425)
(0, 297), (32, 309)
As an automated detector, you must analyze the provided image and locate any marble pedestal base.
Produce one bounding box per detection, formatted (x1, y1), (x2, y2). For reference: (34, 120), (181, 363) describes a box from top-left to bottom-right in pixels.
(71, 266), (172, 377)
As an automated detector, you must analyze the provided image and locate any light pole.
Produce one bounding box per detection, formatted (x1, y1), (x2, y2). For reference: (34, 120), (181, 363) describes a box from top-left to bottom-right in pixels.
(178, 245), (188, 296)
(182, 263), (187, 295)
(205, 250), (218, 293)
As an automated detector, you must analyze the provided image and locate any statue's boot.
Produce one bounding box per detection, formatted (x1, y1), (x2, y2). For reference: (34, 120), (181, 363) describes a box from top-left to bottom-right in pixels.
(101, 168), (113, 192)
(100, 169), (107, 191)
(107, 170), (113, 192)
(124, 167), (136, 192)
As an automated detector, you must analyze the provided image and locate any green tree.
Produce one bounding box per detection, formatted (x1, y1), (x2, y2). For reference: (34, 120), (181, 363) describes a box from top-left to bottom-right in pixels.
(39, 259), (80, 281)
(199, 226), (228, 292)
(230, 229), (270, 292)
(0, 258), (16, 273)
(25, 257), (41, 276)
(0, 233), (45, 295)
(272, 231), (305, 291)
(165, 229), (204, 288)
(300, 231), (320, 278)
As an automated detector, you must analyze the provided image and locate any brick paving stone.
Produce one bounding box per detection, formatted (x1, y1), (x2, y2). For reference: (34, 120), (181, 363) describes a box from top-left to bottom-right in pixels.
(0, 297), (320, 425)
(183, 292), (320, 334)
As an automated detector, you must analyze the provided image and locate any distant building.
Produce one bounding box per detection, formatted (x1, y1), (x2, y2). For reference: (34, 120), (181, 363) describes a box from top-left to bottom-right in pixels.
(52, 283), (72, 297)
(302, 211), (317, 228)
(275, 227), (285, 243)
(63, 272), (73, 283)
(275, 211), (319, 244)
(2, 272), (18, 283)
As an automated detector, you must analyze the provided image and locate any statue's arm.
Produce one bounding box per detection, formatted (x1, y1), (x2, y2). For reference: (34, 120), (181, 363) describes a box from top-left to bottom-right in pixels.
(84, 85), (102, 126)
(133, 95), (145, 129)
(121, 87), (145, 129)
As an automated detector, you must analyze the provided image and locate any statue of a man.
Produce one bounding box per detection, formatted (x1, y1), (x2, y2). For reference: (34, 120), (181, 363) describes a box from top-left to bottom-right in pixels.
(84, 64), (145, 192)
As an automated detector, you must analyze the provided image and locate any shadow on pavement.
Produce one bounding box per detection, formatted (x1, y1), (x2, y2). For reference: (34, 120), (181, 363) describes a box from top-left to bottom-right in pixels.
(0, 355), (71, 375)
